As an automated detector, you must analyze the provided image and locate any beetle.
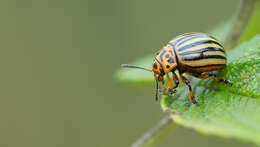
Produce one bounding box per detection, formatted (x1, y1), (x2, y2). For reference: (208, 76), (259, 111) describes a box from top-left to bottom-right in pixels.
(122, 32), (232, 105)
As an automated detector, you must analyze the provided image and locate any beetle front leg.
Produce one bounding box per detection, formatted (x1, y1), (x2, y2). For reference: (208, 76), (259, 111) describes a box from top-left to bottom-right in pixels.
(196, 72), (232, 86)
(160, 79), (167, 93)
(180, 75), (198, 105)
(166, 74), (176, 94)
(167, 72), (179, 95)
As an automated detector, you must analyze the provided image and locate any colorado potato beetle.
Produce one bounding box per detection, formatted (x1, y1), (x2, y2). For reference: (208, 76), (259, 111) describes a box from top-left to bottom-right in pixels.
(122, 32), (232, 105)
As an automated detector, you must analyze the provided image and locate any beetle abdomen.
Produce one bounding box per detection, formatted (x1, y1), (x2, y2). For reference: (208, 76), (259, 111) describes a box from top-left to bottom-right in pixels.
(170, 33), (226, 72)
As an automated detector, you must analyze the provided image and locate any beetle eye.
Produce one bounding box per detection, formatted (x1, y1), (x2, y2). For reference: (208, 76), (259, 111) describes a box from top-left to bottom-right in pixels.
(159, 66), (164, 75)
(153, 62), (158, 69)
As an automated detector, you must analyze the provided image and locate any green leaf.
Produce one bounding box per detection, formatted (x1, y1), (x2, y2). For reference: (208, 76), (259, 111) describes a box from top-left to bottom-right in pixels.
(161, 35), (260, 145)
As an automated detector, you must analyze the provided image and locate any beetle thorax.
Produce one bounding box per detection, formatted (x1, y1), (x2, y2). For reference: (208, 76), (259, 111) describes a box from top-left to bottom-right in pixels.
(153, 45), (178, 74)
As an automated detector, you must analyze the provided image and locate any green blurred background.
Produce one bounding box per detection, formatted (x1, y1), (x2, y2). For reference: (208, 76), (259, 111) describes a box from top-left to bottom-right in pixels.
(0, 0), (255, 147)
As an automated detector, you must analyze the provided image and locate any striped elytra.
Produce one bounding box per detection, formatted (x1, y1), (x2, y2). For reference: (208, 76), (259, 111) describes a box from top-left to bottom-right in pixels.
(122, 32), (232, 105)
(153, 32), (226, 75)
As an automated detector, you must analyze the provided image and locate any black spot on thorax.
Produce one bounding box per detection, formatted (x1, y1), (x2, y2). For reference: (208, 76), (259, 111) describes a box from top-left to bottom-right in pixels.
(167, 57), (175, 63)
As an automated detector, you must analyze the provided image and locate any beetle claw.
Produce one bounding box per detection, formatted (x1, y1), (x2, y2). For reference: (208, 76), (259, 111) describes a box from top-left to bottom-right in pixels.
(192, 99), (199, 105)
(169, 89), (177, 95)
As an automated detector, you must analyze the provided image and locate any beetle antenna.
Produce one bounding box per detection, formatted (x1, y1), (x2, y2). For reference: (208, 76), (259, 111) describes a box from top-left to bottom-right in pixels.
(155, 80), (159, 101)
(121, 64), (152, 72)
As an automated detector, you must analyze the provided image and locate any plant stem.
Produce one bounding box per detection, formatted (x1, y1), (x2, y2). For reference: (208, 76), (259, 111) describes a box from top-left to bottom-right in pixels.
(131, 115), (174, 147)
(223, 0), (257, 50)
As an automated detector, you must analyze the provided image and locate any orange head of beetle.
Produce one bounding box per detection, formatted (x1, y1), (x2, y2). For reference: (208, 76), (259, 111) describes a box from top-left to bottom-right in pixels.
(121, 50), (177, 101)
(152, 58), (165, 82)
(121, 46), (178, 101)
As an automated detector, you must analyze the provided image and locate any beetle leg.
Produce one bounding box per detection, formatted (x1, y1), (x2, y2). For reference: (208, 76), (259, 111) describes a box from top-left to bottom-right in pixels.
(196, 72), (232, 86)
(168, 72), (179, 95)
(166, 74), (176, 94)
(172, 72), (179, 89)
(180, 75), (198, 105)
(160, 79), (167, 93)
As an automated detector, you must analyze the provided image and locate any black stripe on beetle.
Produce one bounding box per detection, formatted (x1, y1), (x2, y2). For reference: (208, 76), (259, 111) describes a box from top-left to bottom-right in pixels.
(176, 34), (209, 46)
(184, 63), (226, 68)
(169, 33), (200, 46)
(181, 55), (226, 61)
(178, 40), (223, 52)
(178, 47), (225, 56)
